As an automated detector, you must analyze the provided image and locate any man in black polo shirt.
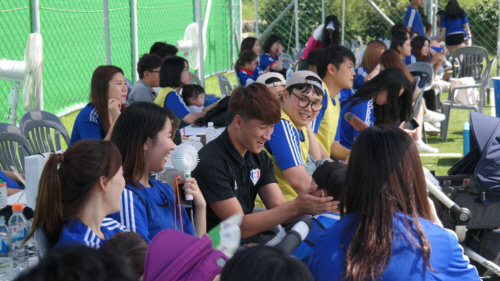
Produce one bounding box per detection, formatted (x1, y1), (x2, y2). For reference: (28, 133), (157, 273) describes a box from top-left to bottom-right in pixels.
(192, 83), (337, 240)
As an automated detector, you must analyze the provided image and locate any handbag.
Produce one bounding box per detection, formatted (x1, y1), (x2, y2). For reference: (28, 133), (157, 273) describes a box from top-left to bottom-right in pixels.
(450, 77), (480, 105)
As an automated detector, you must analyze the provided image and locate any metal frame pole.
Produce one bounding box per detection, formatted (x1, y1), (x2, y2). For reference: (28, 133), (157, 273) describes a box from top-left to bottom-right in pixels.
(321, 0), (325, 24)
(194, 0), (205, 87)
(341, 0), (345, 46)
(103, 0), (112, 65)
(230, 0), (235, 65)
(131, 0), (138, 83)
(254, 0), (259, 37)
(294, 0), (299, 49)
(31, 0), (43, 110)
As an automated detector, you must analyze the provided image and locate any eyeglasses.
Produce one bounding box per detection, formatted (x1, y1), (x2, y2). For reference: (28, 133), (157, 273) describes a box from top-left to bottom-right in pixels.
(290, 92), (323, 112)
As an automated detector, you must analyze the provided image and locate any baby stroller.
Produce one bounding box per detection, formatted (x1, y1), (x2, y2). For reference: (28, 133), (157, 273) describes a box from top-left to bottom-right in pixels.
(430, 111), (500, 278)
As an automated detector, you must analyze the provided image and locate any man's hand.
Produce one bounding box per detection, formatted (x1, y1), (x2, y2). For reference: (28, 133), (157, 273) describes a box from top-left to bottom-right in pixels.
(294, 184), (338, 215)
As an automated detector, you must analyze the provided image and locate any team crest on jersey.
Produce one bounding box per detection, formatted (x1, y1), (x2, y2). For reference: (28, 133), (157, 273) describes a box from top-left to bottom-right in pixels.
(250, 169), (260, 185)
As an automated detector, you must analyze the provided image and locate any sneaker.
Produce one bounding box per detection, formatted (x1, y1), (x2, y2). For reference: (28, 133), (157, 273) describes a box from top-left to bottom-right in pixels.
(415, 140), (439, 153)
(424, 110), (445, 123)
(424, 122), (440, 136)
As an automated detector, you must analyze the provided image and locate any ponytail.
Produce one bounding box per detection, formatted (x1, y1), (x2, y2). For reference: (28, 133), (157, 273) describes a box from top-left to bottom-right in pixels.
(26, 153), (65, 245)
(25, 140), (122, 246)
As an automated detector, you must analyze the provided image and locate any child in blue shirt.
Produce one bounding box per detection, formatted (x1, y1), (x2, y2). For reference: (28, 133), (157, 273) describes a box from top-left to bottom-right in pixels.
(236, 50), (263, 86)
(292, 162), (345, 263)
(260, 34), (287, 77)
(25, 140), (128, 249)
(338, 68), (413, 150)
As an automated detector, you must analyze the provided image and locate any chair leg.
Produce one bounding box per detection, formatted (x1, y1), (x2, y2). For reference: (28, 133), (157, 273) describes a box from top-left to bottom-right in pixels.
(440, 102), (451, 142)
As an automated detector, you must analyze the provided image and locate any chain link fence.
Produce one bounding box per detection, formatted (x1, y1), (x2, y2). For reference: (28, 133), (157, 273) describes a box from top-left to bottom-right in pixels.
(243, 0), (498, 64)
(0, 0), (237, 124)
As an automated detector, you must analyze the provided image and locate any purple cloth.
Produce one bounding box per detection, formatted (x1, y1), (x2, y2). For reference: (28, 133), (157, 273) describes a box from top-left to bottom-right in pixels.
(143, 229), (227, 281)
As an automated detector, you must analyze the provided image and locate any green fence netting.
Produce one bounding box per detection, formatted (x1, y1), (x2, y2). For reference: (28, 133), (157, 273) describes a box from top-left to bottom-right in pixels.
(0, 0), (235, 124)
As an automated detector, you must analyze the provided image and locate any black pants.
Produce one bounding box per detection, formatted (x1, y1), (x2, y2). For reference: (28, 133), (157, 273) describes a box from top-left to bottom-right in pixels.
(424, 89), (437, 112)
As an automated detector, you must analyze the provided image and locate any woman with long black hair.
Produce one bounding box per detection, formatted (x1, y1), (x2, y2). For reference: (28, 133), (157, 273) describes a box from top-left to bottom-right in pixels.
(309, 125), (480, 281)
(441, 0), (471, 55)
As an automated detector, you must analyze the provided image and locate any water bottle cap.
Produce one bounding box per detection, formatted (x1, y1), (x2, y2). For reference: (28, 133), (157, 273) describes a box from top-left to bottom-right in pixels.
(208, 122), (214, 127)
(12, 204), (24, 211)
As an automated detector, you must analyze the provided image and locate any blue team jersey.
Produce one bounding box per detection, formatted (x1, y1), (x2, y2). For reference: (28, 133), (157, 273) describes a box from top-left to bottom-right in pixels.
(260, 53), (284, 73)
(353, 66), (368, 90)
(404, 6), (425, 36)
(0, 170), (19, 189)
(338, 88), (354, 104)
(57, 218), (128, 249)
(253, 65), (264, 77)
(442, 13), (469, 35)
(292, 212), (339, 263)
(338, 98), (374, 149)
(238, 68), (256, 86)
(164, 90), (191, 122)
(403, 54), (417, 66)
(308, 212), (480, 281)
(70, 103), (103, 145)
(109, 179), (195, 242)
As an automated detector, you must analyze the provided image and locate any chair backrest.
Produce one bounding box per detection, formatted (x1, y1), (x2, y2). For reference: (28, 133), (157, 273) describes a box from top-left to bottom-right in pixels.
(407, 62), (434, 91)
(234, 66), (241, 86)
(34, 227), (51, 259)
(450, 46), (489, 81)
(410, 76), (422, 119)
(293, 46), (303, 61)
(0, 123), (34, 174)
(217, 74), (233, 97)
(282, 53), (295, 71)
(19, 110), (70, 154)
(190, 72), (201, 85)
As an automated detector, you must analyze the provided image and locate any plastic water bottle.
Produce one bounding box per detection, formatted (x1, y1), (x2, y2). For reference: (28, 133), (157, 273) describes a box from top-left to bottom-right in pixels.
(9, 204), (28, 276)
(188, 136), (203, 151)
(463, 122), (470, 155)
(0, 216), (12, 280)
(205, 122), (217, 143)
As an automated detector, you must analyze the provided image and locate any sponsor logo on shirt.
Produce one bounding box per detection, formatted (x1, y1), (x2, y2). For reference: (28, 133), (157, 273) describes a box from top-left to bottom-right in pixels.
(250, 169), (261, 185)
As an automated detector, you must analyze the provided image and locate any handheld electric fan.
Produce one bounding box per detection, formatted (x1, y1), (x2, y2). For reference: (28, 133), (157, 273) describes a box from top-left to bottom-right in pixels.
(170, 143), (199, 201)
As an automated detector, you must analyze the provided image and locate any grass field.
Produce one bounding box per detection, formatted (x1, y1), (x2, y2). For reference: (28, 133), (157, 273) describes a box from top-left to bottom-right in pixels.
(60, 71), (489, 176)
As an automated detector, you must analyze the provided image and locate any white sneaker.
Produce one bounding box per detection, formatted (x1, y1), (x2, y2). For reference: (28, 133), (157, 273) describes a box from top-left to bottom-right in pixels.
(424, 122), (440, 136)
(424, 110), (445, 123)
(415, 140), (439, 153)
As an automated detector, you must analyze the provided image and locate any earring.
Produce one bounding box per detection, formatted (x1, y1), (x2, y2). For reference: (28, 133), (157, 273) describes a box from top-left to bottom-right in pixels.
(144, 150), (147, 157)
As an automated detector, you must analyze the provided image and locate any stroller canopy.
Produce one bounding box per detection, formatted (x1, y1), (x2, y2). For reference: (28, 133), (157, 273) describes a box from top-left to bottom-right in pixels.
(455, 112), (500, 204)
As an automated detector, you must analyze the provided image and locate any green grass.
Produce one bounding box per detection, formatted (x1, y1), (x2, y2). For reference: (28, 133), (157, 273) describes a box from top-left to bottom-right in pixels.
(58, 71), (485, 176)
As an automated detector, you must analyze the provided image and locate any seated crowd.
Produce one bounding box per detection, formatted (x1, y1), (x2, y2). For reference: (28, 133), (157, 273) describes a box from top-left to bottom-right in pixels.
(9, 2), (482, 279)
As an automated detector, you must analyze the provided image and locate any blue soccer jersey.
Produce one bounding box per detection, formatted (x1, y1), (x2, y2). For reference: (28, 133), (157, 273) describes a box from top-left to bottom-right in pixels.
(403, 54), (417, 66)
(338, 88), (354, 104)
(338, 98), (374, 149)
(0, 170), (19, 189)
(405, 6), (425, 36)
(109, 179), (195, 242)
(442, 13), (469, 35)
(164, 90), (191, 121)
(292, 212), (339, 263)
(353, 66), (368, 91)
(57, 218), (128, 249)
(308, 213), (480, 281)
(238, 68), (256, 86)
(260, 53), (284, 73)
(70, 103), (103, 145)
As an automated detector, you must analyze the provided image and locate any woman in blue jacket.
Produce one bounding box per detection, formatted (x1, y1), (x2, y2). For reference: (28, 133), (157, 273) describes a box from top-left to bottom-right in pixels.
(109, 102), (206, 242)
(308, 125), (480, 281)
